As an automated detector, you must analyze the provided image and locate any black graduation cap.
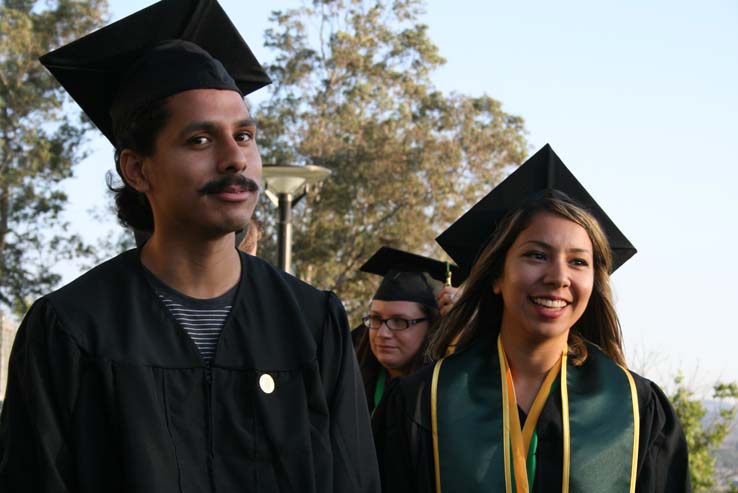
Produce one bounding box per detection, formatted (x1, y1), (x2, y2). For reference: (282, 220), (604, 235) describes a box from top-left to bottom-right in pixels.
(39, 0), (271, 146)
(436, 144), (636, 273)
(360, 247), (466, 309)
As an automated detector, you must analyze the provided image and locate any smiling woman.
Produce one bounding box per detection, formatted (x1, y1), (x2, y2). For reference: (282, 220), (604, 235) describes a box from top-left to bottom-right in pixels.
(373, 145), (690, 493)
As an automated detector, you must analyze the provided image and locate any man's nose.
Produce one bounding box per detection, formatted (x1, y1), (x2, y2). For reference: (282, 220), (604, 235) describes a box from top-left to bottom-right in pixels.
(216, 137), (248, 174)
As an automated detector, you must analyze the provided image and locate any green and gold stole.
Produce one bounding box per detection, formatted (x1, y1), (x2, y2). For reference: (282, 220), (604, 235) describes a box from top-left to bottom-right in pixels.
(372, 367), (387, 415)
(431, 334), (640, 493)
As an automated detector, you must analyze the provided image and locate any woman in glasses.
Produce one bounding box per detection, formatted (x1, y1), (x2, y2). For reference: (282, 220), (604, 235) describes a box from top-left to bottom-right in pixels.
(353, 247), (462, 414)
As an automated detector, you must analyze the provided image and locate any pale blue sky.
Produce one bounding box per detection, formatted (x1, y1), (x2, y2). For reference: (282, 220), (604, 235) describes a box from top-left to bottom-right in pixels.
(61, 0), (738, 392)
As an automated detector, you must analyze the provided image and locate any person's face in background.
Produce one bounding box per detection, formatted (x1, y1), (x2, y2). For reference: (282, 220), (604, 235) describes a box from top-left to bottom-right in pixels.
(368, 300), (429, 378)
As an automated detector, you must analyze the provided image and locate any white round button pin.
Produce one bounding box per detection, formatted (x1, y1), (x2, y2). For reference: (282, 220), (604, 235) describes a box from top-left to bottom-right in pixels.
(259, 373), (275, 394)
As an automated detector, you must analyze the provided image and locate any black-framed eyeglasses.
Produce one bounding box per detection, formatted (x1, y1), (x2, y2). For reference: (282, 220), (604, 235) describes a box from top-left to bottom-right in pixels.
(362, 315), (428, 332)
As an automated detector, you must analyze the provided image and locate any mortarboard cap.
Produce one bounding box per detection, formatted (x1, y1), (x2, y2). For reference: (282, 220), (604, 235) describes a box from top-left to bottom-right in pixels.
(39, 0), (271, 147)
(436, 144), (636, 273)
(360, 246), (466, 309)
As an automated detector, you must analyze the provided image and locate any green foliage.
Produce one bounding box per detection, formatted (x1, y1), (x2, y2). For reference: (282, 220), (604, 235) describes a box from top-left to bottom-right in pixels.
(82, 201), (135, 269)
(670, 375), (738, 492)
(0, 0), (108, 316)
(256, 0), (528, 320)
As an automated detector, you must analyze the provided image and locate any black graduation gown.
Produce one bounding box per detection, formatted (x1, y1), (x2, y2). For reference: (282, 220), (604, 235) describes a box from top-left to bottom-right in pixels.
(373, 357), (690, 493)
(352, 324), (383, 414)
(0, 250), (380, 493)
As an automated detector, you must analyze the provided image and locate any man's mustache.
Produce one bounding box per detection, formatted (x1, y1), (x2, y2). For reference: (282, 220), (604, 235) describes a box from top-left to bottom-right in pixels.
(198, 175), (260, 195)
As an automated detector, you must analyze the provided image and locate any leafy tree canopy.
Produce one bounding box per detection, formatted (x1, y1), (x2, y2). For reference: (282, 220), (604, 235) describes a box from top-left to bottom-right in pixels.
(256, 0), (528, 319)
(670, 376), (738, 492)
(0, 0), (108, 316)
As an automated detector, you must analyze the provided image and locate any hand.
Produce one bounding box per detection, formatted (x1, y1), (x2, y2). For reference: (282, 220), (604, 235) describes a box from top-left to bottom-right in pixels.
(436, 286), (461, 317)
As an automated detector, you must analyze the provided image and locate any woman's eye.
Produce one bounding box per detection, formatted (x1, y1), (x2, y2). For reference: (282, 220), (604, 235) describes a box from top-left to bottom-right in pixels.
(571, 258), (590, 267)
(523, 251), (546, 260)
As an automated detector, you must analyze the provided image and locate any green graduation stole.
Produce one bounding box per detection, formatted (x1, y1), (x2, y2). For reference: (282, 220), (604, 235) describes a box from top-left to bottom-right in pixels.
(431, 334), (639, 493)
(373, 367), (387, 411)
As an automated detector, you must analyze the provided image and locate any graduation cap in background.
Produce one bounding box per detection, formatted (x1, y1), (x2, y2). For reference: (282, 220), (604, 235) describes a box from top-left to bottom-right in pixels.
(436, 144), (636, 273)
(39, 0), (271, 147)
(360, 246), (466, 310)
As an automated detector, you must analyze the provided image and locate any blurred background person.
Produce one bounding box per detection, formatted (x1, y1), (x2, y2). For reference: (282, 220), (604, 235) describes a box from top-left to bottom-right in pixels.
(353, 247), (463, 414)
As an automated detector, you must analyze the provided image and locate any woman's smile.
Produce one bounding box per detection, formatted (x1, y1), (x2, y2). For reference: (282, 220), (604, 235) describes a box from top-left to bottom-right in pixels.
(494, 211), (594, 344)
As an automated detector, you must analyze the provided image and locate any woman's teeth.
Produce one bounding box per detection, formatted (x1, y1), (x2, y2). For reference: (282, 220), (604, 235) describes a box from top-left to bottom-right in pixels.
(532, 297), (567, 308)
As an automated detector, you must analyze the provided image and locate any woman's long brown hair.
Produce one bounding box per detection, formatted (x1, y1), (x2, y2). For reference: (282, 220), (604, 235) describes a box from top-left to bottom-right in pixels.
(428, 191), (626, 367)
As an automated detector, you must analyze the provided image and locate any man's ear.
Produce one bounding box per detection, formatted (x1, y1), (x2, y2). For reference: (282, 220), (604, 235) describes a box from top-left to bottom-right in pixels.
(119, 149), (150, 192)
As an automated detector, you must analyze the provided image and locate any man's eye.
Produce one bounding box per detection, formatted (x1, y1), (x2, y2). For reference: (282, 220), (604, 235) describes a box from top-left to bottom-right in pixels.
(187, 136), (209, 145)
(236, 131), (253, 142)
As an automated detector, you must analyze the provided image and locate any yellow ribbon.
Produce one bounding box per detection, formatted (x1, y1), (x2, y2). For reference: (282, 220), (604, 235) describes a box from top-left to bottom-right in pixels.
(498, 336), (565, 493)
(433, 335), (639, 493)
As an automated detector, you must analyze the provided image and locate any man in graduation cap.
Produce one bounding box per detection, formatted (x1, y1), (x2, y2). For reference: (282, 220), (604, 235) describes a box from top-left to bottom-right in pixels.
(0, 1), (379, 491)
(352, 247), (464, 414)
(374, 145), (689, 492)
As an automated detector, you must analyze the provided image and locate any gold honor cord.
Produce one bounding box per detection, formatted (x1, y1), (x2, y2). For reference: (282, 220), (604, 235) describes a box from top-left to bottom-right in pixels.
(561, 352), (570, 493)
(498, 336), (564, 493)
(498, 347), (513, 493)
(432, 338), (638, 493)
(562, 359), (639, 493)
(432, 358), (444, 493)
(621, 365), (640, 493)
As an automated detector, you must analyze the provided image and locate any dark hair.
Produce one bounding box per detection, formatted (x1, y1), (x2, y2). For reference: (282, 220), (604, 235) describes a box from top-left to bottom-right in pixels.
(106, 97), (171, 232)
(428, 190), (625, 367)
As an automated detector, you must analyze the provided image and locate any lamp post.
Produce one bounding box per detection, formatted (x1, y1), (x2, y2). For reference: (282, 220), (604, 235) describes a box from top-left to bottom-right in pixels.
(261, 164), (331, 273)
